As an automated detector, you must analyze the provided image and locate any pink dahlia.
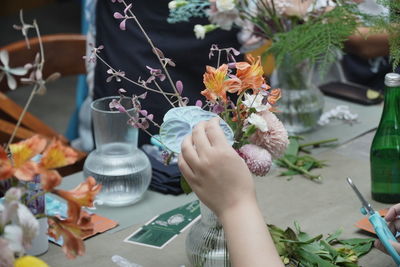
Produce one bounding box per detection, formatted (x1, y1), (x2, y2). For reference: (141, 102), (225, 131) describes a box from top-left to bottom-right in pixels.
(238, 144), (272, 176)
(249, 110), (289, 159)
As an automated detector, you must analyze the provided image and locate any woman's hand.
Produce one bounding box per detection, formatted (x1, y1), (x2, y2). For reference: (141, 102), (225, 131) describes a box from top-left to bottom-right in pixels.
(178, 117), (256, 218)
(375, 203), (400, 253)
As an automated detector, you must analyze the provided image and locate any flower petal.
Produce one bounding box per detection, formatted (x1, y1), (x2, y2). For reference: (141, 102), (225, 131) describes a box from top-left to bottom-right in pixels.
(0, 146), (14, 180)
(6, 73), (17, 90)
(39, 169), (62, 192)
(9, 67), (28, 76)
(119, 19), (127, 31)
(10, 135), (47, 168)
(0, 50), (9, 66)
(13, 161), (38, 181)
(39, 140), (78, 169)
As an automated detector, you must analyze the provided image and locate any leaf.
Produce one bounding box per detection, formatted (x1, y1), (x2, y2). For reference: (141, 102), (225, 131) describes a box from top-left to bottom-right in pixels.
(180, 176), (192, 194)
(320, 240), (338, 259)
(298, 248), (337, 267)
(326, 228), (343, 244)
(351, 242), (374, 257)
(285, 137), (300, 156)
(337, 238), (374, 246)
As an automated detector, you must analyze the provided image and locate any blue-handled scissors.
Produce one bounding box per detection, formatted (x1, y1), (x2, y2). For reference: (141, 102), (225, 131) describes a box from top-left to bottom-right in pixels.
(347, 177), (400, 266)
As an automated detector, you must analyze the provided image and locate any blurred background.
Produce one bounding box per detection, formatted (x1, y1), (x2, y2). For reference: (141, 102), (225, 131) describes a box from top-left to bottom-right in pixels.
(0, 0), (81, 135)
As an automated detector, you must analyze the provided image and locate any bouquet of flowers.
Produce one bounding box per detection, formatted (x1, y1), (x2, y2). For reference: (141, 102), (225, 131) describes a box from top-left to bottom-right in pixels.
(92, 1), (289, 181)
(0, 11), (102, 266)
(168, 0), (363, 72)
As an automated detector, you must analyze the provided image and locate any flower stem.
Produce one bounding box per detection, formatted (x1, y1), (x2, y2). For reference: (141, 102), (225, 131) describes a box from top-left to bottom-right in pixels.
(299, 138), (338, 149)
(281, 157), (321, 181)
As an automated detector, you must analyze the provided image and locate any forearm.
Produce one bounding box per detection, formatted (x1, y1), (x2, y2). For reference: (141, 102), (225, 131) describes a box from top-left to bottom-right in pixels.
(220, 200), (284, 267)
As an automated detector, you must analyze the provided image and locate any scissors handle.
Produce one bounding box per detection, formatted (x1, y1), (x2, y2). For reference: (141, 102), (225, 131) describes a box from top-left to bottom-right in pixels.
(369, 212), (400, 265)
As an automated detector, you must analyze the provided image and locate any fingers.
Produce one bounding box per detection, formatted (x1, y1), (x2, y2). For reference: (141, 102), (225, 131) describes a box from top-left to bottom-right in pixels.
(387, 219), (400, 235)
(375, 239), (400, 255)
(180, 134), (199, 169)
(205, 117), (229, 147)
(191, 121), (211, 159)
(178, 153), (195, 180)
(385, 204), (400, 222)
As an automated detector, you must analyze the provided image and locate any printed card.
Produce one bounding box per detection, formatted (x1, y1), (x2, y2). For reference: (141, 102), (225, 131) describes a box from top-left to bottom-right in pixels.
(124, 200), (201, 249)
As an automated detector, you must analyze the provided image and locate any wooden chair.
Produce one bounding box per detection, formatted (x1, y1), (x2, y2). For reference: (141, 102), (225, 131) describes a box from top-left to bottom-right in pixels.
(0, 34), (87, 175)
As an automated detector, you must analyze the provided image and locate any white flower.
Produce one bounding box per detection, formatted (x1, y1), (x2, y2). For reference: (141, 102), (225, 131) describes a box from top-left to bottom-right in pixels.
(16, 204), (39, 249)
(168, 1), (178, 9)
(247, 113), (268, 132)
(242, 93), (268, 112)
(3, 225), (24, 255)
(168, 0), (188, 10)
(194, 25), (207, 39)
(216, 0), (236, 12)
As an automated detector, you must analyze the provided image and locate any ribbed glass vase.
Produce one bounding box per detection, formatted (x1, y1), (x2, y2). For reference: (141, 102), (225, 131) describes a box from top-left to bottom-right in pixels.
(186, 202), (230, 267)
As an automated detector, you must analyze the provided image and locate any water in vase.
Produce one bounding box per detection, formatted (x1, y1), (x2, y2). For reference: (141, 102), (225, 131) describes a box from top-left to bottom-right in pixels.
(84, 142), (152, 207)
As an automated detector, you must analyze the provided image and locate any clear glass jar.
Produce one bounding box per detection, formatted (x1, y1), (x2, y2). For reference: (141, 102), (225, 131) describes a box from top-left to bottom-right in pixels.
(272, 57), (324, 134)
(83, 96), (151, 207)
(186, 202), (230, 267)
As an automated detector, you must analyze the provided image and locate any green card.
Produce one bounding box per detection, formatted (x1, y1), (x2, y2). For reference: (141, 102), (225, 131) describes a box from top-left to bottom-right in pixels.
(124, 200), (201, 249)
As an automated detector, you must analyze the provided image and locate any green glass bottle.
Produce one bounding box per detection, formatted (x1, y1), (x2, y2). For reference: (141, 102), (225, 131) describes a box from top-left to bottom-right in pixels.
(371, 73), (400, 203)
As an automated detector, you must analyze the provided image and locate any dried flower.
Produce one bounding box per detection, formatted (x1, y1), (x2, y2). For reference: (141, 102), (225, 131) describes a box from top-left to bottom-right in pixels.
(216, 0), (236, 12)
(238, 144), (272, 176)
(113, 4), (133, 31)
(207, 0), (241, 31)
(168, 0), (188, 10)
(250, 110), (289, 159)
(0, 50), (28, 90)
(106, 68), (125, 83)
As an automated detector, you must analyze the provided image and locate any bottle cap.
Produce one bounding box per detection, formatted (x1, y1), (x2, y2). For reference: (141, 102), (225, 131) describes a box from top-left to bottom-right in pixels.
(385, 73), (400, 87)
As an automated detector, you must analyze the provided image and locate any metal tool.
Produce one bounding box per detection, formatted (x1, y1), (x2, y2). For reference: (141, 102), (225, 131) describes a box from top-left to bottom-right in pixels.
(347, 177), (400, 265)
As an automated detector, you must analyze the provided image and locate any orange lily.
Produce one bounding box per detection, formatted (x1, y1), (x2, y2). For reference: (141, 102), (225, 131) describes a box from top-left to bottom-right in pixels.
(267, 88), (282, 105)
(201, 64), (241, 102)
(52, 177), (102, 223)
(39, 139), (78, 192)
(236, 55), (265, 93)
(0, 135), (47, 181)
(48, 217), (87, 259)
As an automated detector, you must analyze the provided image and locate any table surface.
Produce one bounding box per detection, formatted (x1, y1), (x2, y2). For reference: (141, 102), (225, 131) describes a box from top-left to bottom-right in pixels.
(40, 99), (397, 267)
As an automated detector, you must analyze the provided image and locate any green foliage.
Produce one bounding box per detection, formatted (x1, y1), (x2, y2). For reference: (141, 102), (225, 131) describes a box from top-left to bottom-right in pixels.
(275, 137), (338, 181)
(366, 0), (400, 70)
(268, 223), (374, 267)
(268, 6), (359, 74)
(167, 0), (209, 23)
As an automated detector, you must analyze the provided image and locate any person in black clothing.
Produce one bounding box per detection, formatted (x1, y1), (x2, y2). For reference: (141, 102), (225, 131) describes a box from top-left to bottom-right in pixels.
(94, 0), (243, 146)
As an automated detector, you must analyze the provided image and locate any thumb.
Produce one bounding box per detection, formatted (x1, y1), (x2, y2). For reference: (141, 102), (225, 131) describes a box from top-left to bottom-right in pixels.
(375, 239), (400, 255)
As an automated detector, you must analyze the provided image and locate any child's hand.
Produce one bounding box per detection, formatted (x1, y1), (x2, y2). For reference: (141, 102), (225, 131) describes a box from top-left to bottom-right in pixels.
(375, 204), (400, 253)
(178, 117), (256, 218)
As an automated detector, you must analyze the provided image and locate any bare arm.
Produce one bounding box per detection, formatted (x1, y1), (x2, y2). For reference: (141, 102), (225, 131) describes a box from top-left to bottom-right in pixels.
(178, 117), (283, 267)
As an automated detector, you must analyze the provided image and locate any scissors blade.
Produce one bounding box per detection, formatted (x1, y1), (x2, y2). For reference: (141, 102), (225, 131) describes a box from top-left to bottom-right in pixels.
(346, 177), (375, 214)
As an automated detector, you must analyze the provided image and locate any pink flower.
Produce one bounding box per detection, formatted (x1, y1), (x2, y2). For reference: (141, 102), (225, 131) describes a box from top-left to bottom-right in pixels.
(238, 144), (272, 176)
(249, 110), (289, 159)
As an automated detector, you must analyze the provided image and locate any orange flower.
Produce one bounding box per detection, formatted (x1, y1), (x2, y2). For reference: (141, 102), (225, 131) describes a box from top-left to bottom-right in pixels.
(39, 139), (78, 191)
(236, 55), (265, 93)
(39, 139), (78, 169)
(48, 217), (87, 259)
(52, 177), (102, 223)
(267, 88), (282, 105)
(0, 135), (47, 181)
(201, 64), (241, 102)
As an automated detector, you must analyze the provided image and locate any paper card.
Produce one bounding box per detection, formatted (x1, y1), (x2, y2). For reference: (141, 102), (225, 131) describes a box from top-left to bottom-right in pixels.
(355, 209), (388, 234)
(124, 200), (201, 249)
(46, 195), (119, 246)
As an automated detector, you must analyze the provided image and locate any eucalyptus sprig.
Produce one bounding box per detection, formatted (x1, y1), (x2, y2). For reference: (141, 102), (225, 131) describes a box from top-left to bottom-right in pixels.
(269, 222), (374, 267)
(275, 137), (338, 181)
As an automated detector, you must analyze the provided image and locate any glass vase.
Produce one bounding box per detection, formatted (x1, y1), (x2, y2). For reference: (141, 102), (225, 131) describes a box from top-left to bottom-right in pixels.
(83, 96), (152, 207)
(186, 202), (230, 267)
(272, 57), (324, 134)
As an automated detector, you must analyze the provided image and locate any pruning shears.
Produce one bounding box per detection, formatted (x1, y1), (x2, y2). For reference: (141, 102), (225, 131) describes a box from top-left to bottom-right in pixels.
(347, 177), (400, 266)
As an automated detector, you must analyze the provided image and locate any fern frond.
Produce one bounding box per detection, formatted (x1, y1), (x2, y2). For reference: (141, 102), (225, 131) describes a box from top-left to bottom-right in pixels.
(168, 0), (209, 23)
